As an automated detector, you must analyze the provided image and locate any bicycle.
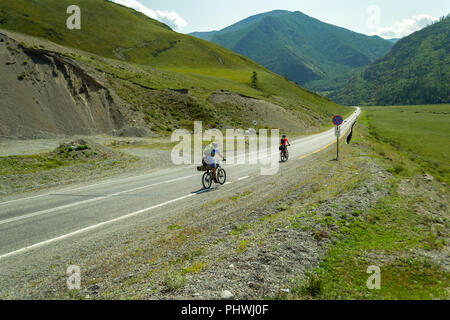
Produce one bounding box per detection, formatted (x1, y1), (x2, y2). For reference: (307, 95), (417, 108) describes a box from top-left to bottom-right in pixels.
(280, 147), (289, 162)
(199, 160), (227, 189)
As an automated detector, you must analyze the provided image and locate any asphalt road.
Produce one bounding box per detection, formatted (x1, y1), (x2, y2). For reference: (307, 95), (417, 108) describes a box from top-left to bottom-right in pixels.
(0, 108), (360, 260)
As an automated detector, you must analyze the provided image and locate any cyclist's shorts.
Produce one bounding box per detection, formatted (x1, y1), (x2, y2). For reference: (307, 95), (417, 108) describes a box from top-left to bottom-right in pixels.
(204, 162), (216, 170)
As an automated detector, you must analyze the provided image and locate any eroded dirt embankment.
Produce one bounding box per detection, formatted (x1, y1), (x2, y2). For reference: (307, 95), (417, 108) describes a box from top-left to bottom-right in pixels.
(0, 33), (126, 139)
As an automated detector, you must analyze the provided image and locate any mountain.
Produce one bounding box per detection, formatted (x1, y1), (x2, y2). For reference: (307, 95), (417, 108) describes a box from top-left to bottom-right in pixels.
(0, 0), (349, 138)
(190, 10), (393, 96)
(332, 16), (450, 106)
(191, 10), (291, 42)
(387, 38), (400, 44)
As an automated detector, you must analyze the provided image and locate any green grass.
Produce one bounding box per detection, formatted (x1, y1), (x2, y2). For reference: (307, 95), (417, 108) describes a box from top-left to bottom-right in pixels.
(230, 191), (253, 201)
(164, 269), (186, 292)
(302, 192), (450, 300)
(0, 154), (69, 175)
(182, 261), (206, 274)
(236, 240), (250, 253)
(0, 144), (128, 176)
(276, 109), (450, 300)
(364, 104), (450, 184)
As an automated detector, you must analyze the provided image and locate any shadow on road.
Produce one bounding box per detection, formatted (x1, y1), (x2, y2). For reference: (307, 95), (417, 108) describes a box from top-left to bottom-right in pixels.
(191, 187), (219, 195)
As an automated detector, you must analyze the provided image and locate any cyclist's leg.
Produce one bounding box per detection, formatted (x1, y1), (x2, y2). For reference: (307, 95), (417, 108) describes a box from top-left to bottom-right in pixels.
(212, 162), (217, 180)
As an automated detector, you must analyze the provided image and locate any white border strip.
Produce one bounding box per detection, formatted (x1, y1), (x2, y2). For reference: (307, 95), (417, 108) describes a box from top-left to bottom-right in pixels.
(0, 193), (195, 260)
(0, 174), (199, 225)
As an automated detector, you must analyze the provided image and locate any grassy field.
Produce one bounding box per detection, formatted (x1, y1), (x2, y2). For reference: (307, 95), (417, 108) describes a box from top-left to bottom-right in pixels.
(275, 107), (450, 300)
(364, 104), (450, 184)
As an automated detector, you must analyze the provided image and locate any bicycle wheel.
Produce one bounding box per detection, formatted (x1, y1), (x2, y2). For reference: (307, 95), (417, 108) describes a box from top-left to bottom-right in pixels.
(202, 171), (213, 189)
(217, 168), (227, 185)
(281, 151), (287, 162)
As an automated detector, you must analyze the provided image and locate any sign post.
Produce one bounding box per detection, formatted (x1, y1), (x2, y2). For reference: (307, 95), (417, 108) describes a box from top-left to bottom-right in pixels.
(332, 115), (343, 161)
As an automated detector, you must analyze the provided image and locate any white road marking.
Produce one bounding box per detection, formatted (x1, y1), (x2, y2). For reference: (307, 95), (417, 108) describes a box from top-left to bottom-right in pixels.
(0, 174), (199, 225)
(0, 193), (196, 260)
(238, 176), (249, 181)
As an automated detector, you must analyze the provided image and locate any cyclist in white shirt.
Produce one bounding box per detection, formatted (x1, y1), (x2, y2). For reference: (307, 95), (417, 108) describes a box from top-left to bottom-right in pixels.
(202, 142), (225, 182)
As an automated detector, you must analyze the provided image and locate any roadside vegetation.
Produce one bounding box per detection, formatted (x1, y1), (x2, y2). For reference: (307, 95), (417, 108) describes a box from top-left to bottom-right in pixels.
(278, 107), (449, 299)
(0, 140), (139, 195)
(364, 104), (450, 184)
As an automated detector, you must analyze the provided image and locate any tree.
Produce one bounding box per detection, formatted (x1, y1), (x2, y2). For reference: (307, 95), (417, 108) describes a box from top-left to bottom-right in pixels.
(251, 71), (258, 89)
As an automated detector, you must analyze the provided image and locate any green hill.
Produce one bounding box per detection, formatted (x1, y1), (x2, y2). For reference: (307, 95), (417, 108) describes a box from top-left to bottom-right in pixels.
(191, 10), (291, 42)
(0, 0), (260, 70)
(190, 10), (393, 96)
(332, 16), (450, 106)
(0, 0), (350, 136)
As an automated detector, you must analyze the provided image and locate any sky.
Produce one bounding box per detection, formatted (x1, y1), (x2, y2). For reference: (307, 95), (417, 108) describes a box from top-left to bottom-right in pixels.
(111, 0), (450, 39)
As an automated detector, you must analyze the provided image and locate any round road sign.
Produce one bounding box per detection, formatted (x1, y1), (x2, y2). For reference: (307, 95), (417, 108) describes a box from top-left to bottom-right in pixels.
(333, 115), (343, 126)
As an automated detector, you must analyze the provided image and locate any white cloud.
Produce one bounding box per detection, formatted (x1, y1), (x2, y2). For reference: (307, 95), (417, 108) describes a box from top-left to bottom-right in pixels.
(111, 0), (187, 30)
(156, 10), (188, 30)
(376, 14), (439, 39)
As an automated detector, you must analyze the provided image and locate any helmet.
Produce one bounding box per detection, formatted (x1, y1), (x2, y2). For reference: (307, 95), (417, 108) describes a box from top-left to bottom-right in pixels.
(212, 142), (218, 147)
(282, 135), (286, 138)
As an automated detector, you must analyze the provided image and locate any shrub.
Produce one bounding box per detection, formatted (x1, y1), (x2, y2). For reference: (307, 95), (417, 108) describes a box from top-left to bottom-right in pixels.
(251, 71), (258, 89)
(237, 240), (249, 253)
(165, 270), (186, 292)
(388, 164), (405, 175)
(303, 273), (322, 297)
(76, 145), (88, 151)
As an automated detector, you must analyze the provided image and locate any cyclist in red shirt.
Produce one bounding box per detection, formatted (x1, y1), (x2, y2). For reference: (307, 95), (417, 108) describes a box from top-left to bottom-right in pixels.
(280, 135), (290, 151)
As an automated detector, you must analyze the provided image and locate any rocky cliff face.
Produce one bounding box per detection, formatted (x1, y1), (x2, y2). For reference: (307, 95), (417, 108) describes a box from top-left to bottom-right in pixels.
(0, 33), (127, 139)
